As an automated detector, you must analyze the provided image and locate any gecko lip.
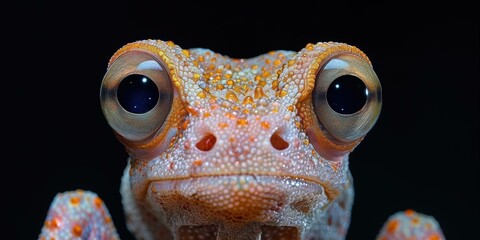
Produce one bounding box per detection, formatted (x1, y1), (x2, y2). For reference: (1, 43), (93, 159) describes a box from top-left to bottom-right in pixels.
(144, 175), (328, 227)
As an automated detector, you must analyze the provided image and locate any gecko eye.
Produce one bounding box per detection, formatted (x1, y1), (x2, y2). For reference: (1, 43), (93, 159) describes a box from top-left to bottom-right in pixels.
(312, 54), (382, 142)
(100, 51), (173, 141)
(117, 74), (159, 114)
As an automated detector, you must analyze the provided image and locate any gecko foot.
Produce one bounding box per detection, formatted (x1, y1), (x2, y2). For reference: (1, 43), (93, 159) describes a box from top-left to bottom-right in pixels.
(376, 209), (445, 240)
(39, 189), (120, 240)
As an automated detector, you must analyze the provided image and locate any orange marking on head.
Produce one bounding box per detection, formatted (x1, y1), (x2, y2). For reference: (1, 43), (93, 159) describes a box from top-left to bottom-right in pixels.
(105, 216), (112, 223)
(272, 80), (279, 90)
(203, 72), (211, 79)
(226, 91), (239, 102)
(254, 87), (265, 99)
(198, 55), (205, 62)
(273, 59), (282, 67)
(387, 219), (399, 234)
(181, 49), (190, 58)
(186, 105), (200, 117)
(288, 59), (295, 67)
(306, 43), (315, 51)
(193, 73), (201, 81)
(260, 121), (270, 129)
(72, 224), (83, 237)
(233, 85), (243, 94)
(242, 96), (254, 105)
(197, 91), (207, 99)
(216, 84), (224, 90)
(237, 118), (248, 126)
(224, 112), (235, 119)
(261, 70), (270, 78)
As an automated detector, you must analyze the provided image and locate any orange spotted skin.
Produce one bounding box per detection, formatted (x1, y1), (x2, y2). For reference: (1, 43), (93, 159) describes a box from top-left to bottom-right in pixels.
(39, 190), (119, 239)
(39, 39), (444, 240)
(377, 210), (445, 240)
(115, 40), (360, 240)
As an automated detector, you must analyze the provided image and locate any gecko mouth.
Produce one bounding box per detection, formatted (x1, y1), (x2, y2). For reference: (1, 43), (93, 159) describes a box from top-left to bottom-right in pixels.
(144, 175), (329, 235)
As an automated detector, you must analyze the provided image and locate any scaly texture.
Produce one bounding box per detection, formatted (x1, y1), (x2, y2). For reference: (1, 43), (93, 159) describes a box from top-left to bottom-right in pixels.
(39, 39), (444, 240)
(39, 190), (119, 240)
(377, 209), (445, 240)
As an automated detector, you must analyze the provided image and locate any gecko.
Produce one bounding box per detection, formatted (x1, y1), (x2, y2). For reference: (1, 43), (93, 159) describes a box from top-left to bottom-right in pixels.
(39, 40), (445, 239)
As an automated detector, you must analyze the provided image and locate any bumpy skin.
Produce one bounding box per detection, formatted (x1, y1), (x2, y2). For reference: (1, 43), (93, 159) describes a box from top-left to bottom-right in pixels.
(39, 40), (444, 240)
(377, 210), (445, 240)
(39, 190), (119, 239)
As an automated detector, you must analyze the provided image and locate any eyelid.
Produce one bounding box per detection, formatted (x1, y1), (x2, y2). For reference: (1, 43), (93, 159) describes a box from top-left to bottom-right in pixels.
(137, 60), (164, 71)
(323, 58), (349, 70)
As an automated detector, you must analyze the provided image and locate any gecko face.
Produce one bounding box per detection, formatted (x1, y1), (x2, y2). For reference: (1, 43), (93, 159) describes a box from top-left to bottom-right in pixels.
(100, 40), (381, 238)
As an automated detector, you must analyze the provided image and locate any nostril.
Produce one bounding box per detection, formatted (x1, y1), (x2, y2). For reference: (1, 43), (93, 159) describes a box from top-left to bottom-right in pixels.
(270, 131), (289, 150)
(196, 133), (217, 151)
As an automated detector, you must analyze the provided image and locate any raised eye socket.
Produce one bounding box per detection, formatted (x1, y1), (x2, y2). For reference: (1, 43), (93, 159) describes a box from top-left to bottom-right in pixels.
(313, 54), (382, 142)
(100, 51), (173, 141)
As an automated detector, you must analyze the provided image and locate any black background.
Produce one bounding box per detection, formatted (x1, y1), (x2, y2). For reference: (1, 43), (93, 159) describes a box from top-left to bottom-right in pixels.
(5, 1), (478, 239)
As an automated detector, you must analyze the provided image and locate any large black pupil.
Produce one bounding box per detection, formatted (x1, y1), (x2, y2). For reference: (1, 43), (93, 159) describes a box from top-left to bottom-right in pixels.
(117, 74), (159, 114)
(327, 75), (367, 114)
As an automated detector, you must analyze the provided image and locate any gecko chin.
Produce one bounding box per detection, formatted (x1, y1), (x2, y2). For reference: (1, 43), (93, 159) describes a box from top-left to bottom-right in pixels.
(144, 175), (328, 231)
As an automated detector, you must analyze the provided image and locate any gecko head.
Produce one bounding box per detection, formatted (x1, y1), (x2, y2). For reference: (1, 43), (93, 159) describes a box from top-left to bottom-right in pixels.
(100, 40), (381, 237)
